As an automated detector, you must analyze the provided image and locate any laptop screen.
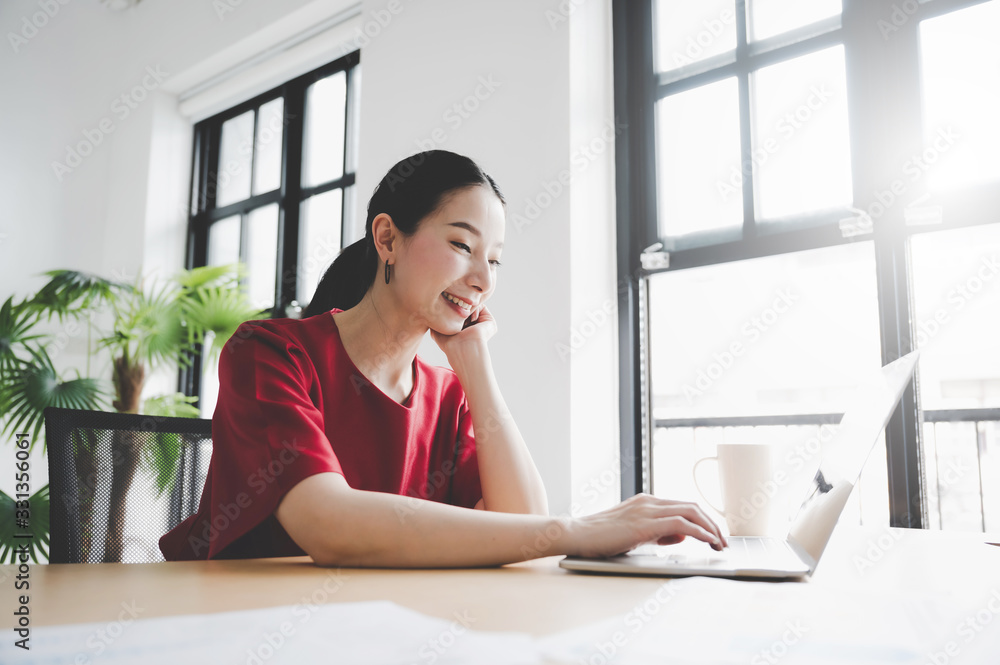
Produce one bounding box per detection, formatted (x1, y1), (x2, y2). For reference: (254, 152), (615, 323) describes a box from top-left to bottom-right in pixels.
(787, 351), (919, 563)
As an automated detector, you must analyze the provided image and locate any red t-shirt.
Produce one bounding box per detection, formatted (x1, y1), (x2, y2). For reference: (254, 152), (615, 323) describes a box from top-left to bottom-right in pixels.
(158, 310), (482, 561)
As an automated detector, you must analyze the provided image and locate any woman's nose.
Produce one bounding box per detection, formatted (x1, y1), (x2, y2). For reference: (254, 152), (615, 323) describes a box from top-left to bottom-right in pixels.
(469, 257), (493, 294)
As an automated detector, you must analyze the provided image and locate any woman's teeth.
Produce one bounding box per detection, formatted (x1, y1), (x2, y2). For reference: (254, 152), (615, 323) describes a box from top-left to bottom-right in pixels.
(443, 292), (471, 311)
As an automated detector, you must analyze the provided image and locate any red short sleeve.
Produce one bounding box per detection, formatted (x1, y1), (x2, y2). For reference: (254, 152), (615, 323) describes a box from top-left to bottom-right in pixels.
(159, 320), (343, 560)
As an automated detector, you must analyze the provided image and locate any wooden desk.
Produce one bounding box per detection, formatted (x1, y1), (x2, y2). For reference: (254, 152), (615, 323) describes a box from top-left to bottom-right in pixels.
(3, 526), (999, 660)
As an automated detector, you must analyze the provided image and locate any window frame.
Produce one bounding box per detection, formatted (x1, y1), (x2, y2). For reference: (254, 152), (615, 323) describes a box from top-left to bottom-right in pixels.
(180, 51), (360, 402)
(613, 0), (1000, 528)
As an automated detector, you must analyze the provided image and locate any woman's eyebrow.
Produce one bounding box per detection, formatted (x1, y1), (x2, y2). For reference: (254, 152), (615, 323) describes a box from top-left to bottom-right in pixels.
(447, 221), (503, 249)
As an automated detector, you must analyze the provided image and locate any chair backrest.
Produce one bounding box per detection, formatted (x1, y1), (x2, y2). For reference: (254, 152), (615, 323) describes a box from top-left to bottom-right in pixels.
(45, 407), (212, 564)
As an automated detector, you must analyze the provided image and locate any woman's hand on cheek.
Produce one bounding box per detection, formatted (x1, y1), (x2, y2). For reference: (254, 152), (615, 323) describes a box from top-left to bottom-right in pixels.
(430, 304), (497, 357)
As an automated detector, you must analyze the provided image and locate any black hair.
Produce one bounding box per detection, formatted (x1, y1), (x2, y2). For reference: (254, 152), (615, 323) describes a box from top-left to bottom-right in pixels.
(303, 150), (505, 318)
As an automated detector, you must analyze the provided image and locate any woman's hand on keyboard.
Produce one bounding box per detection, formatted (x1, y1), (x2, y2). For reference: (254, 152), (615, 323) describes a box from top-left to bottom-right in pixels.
(565, 494), (728, 559)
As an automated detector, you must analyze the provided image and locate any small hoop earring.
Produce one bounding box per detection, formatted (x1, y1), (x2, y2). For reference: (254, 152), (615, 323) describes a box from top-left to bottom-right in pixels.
(384, 262), (391, 285)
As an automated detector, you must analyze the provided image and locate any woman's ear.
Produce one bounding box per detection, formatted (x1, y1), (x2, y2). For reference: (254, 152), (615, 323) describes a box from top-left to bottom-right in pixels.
(371, 213), (397, 263)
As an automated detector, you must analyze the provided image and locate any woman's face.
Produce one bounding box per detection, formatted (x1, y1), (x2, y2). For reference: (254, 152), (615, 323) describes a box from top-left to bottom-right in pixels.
(393, 185), (505, 335)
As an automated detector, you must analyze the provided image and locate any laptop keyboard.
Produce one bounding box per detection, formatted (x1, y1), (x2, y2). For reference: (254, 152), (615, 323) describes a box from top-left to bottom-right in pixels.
(630, 537), (803, 570)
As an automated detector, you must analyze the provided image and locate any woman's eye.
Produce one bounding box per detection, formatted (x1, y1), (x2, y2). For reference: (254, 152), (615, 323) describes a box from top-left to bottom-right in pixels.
(451, 241), (500, 267)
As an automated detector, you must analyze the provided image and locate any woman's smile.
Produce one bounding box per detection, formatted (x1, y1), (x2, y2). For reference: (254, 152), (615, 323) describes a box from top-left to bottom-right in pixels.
(442, 291), (474, 315)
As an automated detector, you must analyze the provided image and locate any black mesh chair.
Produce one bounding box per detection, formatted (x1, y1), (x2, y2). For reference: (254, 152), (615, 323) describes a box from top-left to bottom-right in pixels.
(44, 407), (212, 564)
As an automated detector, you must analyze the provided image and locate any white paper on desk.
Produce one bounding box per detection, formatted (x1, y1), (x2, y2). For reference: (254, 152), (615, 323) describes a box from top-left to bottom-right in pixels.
(1, 600), (540, 665)
(539, 577), (980, 665)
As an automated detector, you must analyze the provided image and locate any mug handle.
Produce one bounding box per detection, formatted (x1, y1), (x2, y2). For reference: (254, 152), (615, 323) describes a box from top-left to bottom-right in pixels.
(692, 456), (725, 515)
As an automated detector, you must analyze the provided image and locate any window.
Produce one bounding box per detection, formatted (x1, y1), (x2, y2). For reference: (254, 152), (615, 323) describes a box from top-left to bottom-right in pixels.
(184, 53), (361, 416)
(910, 223), (1000, 530)
(614, 0), (1000, 530)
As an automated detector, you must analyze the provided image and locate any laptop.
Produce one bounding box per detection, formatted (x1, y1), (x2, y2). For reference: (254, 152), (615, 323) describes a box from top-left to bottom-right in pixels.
(559, 351), (920, 580)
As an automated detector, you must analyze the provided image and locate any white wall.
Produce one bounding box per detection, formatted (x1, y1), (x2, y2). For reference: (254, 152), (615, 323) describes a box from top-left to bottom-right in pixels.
(0, 0), (621, 517)
(568, 0), (621, 516)
(1, 0), (335, 295)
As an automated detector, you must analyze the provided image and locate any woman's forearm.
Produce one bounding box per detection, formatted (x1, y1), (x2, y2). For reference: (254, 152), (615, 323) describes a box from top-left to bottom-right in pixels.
(449, 343), (549, 515)
(278, 474), (570, 567)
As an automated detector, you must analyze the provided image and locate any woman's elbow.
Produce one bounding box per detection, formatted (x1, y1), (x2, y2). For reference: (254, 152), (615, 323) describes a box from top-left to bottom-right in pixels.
(308, 537), (371, 568)
(307, 538), (341, 567)
(311, 549), (345, 568)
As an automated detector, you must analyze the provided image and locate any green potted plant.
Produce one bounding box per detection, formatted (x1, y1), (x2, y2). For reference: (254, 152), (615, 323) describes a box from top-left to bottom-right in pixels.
(0, 264), (265, 563)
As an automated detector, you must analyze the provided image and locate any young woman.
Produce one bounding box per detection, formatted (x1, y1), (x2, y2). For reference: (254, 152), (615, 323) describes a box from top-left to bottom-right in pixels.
(160, 150), (727, 565)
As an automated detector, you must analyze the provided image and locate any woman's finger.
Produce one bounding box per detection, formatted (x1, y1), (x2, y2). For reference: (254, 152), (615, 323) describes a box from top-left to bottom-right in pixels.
(677, 503), (728, 548)
(652, 500), (727, 548)
(656, 534), (685, 546)
(657, 515), (723, 551)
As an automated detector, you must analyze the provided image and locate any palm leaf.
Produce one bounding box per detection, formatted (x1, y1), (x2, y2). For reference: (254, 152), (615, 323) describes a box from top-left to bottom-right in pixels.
(71, 427), (100, 457)
(135, 291), (187, 369)
(29, 270), (130, 321)
(140, 431), (183, 497)
(181, 285), (266, 365)
(0, 296), (43, 373)
(0, 485), (51, 564)
(143, 392), (201, 419)
(101, 281), (186, 369)
(173, 263), (244, 290)
(0, 345), (107, 452)
(141, 393), (201, 496)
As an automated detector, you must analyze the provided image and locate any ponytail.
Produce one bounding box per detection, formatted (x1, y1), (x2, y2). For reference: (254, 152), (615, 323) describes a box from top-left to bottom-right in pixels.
(303, 150), (505, 318)
(303, 237), (377, 317)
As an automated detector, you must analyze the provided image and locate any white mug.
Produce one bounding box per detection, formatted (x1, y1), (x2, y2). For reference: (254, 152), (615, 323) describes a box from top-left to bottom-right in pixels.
(692, 442), (783, 537)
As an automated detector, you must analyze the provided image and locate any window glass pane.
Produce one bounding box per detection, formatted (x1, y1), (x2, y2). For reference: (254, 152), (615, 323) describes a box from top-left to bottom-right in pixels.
(303, 72), (347, 188)
(752, 46), (853, 221)
(654, 0), (737, 73)
(246, 204), (279, 310)
(298, 189), (343, 304)
(648, 243), (886, 528)
(252, 98), (284, 195)
(345, 67), (362, 175)
(919, 1), (1000, 192)
(207, 215), (240, 267)
(911, 225), (1000, 411)
(656, 77), (743, 243)
(748, 0), (841, 42)
(205, 214), (242, 416)
(200, 331), (220, 419)
(342, 184), (360, 245)
(649, 244), (881, 418)
(216, 110), (254, 207)
(911, 224), (1000, 532)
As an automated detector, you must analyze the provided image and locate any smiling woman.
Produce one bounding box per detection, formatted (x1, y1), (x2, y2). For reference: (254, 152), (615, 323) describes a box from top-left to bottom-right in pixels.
(159, 150), (728, 566)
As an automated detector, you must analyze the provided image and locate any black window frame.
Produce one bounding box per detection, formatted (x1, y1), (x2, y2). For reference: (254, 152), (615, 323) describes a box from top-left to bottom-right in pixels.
(613, 0), (1000, 529)
(180, 51), (360, 402)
